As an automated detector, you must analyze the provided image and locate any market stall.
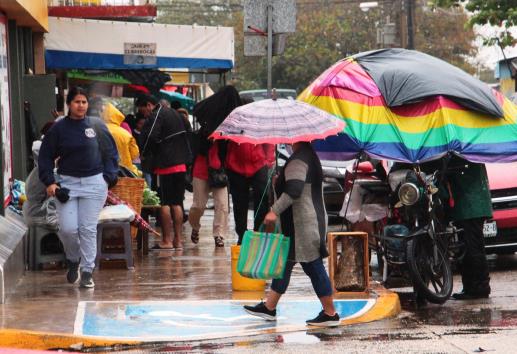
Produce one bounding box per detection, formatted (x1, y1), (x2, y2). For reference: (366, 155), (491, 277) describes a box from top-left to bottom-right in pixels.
(45, 17), (234, 71)
(44, 17), (234, 108)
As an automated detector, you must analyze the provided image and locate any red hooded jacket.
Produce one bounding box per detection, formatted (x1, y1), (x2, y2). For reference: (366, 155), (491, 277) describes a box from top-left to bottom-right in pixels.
(225, 142), (275, 177)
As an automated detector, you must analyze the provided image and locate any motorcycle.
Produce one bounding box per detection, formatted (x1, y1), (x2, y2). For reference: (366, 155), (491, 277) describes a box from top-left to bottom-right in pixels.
(345, 161), (463, 304)
(381, 166), (459, 303)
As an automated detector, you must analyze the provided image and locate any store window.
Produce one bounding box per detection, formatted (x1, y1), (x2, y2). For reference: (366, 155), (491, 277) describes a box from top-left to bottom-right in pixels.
(0, 13), (12, 207)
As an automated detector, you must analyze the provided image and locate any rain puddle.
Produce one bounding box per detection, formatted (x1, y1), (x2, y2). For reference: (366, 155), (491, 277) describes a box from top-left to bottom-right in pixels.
(412, 308), (517, 328)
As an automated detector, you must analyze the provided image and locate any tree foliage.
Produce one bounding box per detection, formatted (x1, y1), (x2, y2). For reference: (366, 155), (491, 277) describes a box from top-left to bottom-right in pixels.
(415, 6), (477, 73)
(235, 6), (382, 92)
(155, 1), (480, 91)
(235, 4), (477, 91)
(431, 0), (517, 48)
(155, 0), (241, 26)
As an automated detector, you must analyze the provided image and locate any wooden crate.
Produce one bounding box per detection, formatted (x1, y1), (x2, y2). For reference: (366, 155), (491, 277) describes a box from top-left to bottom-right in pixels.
(327, 232), (369, 296)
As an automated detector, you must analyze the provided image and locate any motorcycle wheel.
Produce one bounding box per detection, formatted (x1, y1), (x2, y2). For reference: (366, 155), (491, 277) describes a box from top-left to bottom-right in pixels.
(406, 236), (453, 304)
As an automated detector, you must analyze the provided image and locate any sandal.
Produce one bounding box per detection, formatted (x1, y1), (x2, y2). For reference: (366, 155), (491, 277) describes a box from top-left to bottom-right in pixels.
(191, 230), (200, 244)
(150, 244), (174, 251)
(214, 236), (224, 248)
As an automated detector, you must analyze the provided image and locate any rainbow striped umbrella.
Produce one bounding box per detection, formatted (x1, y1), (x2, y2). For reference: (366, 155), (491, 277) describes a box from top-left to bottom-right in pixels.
(299, 49), (517, 163)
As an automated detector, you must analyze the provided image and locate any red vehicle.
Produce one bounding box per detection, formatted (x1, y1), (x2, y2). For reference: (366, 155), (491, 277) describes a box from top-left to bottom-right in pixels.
(484, 163), (517, 254)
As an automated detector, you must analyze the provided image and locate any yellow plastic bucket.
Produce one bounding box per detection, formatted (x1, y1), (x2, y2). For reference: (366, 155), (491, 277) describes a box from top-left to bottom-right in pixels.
(231, 245), (266, 291)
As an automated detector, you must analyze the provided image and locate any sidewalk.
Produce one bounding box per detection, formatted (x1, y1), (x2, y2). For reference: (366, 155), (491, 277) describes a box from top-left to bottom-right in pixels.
(0, 193), (400, 350)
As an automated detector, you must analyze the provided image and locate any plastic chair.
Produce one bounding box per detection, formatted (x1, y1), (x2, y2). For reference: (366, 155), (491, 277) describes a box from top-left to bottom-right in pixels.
(28, 225), (65, 270)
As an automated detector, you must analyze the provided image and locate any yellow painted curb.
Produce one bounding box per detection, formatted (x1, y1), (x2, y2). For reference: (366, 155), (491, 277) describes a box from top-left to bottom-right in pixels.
(0, 329), (140, 351)
(0, 287), (400, 350)
(341, 288), (401, 326)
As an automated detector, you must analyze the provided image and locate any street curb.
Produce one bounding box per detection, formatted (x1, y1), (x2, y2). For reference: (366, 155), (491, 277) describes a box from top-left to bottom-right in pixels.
(0, 329), (140, 351)
(339, 287), (401, 325)
(0, 287), (400, 350)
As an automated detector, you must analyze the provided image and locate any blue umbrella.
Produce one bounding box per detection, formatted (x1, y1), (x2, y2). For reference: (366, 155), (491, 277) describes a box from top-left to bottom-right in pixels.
(159, 90), (195, 113)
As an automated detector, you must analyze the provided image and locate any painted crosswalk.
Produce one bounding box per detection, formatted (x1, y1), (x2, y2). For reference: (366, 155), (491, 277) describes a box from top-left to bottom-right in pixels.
(74, 299), (376, 341)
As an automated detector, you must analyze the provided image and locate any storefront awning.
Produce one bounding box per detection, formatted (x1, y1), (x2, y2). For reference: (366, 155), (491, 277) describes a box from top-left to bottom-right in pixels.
(44, 17), (234, 71)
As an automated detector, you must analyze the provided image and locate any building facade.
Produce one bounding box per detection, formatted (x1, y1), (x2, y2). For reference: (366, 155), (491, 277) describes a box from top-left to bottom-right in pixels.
(495, 57), (517, 99)
(0, 0), (48, 211)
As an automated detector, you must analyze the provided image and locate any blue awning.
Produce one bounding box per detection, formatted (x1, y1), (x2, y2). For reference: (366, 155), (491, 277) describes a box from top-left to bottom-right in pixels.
(44, 17), (234, 71)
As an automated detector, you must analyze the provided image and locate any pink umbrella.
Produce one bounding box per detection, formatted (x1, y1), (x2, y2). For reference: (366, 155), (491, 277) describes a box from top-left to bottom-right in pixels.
(210, 95), (345, 144)
(106, 191), (161, 238)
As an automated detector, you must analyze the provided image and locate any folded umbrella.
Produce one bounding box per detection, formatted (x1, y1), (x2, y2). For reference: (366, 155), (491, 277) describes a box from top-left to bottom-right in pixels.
(194, 85), (243, 133)
(106, 191), (161, 238)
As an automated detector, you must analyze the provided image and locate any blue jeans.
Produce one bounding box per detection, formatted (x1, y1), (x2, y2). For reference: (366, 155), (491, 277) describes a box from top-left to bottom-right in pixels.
(271, 258), (333, 298)
(143, 172), (153, 189)
(56, 173), (108, 273)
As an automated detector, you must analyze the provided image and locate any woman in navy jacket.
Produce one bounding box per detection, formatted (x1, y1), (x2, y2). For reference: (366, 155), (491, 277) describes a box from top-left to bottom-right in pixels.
(39, 86), (118, 289)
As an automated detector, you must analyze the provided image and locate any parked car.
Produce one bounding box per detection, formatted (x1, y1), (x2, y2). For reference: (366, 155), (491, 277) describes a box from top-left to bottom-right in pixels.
(484, 163), (517, 254)
(321, 159), (352, 219)
(240, 89), (297, 102)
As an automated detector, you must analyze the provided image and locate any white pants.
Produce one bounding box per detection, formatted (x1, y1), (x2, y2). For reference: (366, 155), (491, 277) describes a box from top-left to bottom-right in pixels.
(56, 173), (108, 273)
(188, 177), (229, 237)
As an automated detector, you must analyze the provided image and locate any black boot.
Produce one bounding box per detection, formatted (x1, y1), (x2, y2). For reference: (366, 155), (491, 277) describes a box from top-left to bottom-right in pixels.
(452, 289), (489, 300)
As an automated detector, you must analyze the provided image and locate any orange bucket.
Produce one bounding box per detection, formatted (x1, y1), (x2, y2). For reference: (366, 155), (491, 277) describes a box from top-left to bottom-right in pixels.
(231, 245), (266, 291)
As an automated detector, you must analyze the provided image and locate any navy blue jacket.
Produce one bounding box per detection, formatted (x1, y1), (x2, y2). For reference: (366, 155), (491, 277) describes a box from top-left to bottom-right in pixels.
(38, 116), (119, 187)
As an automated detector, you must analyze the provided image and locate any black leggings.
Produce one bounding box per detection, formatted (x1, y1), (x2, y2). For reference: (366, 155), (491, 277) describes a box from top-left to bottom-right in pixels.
(456, 218), (491, 295)
(227, 167), (270, 244)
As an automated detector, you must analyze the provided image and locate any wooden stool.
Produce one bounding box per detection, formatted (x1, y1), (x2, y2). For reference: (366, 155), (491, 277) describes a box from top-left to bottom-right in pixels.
(96, 221), (134, 270)
(327, 232), (369, 295)
(138, 205), (161, 255)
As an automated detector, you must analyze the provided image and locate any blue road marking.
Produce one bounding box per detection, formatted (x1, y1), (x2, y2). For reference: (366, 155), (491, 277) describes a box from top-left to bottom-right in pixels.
(76, 299), (376, 340)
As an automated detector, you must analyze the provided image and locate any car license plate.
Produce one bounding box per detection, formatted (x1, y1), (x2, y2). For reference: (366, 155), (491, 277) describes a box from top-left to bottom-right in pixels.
(483, 221), (497, 238)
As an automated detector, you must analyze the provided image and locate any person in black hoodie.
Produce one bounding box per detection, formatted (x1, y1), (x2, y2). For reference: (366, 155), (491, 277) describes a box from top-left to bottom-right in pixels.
(38, 86), (119, 289)
(137, 94), (190, 250)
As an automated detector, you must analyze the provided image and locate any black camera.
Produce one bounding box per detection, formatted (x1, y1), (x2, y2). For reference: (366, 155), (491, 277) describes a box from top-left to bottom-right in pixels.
(55, 187), (70, 203)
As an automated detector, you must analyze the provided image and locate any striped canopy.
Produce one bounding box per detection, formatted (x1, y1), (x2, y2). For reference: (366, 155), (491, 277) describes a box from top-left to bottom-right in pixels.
(299, 57), (517, 163)
(210, 98), (345, 144)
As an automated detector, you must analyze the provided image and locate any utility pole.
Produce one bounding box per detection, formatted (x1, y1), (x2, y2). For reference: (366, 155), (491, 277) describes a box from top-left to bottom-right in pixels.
(406, 0), (415, 49)
(266, 4), (273, 98)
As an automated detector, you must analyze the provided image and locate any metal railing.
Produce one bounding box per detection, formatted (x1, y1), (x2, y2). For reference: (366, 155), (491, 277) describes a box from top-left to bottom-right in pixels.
(47, 0), (154, 6)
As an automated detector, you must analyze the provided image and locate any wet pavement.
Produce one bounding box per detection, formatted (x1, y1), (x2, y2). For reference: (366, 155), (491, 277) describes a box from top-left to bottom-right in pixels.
(202, 254), (517, 354)
(2, 192), (517, 352)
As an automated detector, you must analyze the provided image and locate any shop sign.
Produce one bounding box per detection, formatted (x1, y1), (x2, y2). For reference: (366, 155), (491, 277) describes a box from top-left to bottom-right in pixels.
(123, 42), (157, 65)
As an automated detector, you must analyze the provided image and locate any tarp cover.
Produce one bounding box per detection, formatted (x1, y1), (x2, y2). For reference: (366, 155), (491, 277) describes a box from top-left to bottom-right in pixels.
(45, 17), (234, 70)
(354, 48), (504, 118)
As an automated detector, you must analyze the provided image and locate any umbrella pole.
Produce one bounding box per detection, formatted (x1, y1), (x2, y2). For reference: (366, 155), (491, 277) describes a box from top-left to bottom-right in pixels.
(340, 155), (361, 232)
(271, 144), (278, 204)
(275, 144), (278, 173)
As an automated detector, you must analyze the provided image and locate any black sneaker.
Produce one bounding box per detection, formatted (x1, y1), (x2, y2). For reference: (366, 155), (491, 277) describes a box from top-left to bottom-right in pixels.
(306, 310), (340, 327)
(79, 271), (95, 288)
(244, 302), (277, 321)
(66, 260), (80, 284)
